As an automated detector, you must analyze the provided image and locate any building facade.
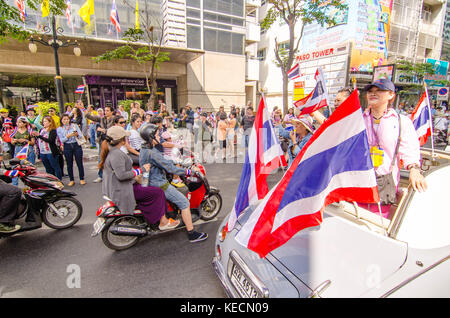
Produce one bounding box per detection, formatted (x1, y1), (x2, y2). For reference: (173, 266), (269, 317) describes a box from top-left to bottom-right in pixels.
(256, 0), (447, 112)
(0, 0), (253, 113)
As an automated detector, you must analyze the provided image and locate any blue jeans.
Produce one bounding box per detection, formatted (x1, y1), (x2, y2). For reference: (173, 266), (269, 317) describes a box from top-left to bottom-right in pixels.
(40, 153), (62, 180)
(89, 124), (97, 148)
(63, 142), (85, 181)
(12, 145), (35, 186)
(164, 184), (190, 210)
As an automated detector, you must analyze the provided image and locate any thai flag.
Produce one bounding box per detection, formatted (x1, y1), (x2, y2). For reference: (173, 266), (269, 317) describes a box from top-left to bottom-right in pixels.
(75, 85), (85, 94)
(294, 68), (328, 116)
(9, 127), (18, 138)
(110, 0), (121, 33)
(235, 91), (379, 258)
(14, 0), (27, 22)
(410, 90), (432, 146)
(16, 143), (29, 160)
(287, 63), (302, 81)
(225, 96), (287, 232)
(65, 0), (73, 27)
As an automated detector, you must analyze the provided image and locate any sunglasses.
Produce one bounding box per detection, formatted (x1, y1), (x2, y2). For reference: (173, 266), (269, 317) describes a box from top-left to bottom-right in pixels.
(119, 121), (126, 124)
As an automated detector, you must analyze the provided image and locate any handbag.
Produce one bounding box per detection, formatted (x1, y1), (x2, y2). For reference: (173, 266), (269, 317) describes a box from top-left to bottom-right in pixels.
(375, 114), (401, 205)
(72, 124), (86, 146)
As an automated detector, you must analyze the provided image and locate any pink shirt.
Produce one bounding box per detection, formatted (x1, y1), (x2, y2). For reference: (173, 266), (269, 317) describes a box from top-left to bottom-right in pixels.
(363, 108), (420, 185)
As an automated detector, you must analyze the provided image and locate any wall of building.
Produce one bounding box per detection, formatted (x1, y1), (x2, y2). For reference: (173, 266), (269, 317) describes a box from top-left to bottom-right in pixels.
(178, 51), (246, 111)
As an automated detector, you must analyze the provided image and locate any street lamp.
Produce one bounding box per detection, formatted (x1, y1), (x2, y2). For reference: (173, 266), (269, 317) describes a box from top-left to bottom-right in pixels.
(28, 15), (81, 115)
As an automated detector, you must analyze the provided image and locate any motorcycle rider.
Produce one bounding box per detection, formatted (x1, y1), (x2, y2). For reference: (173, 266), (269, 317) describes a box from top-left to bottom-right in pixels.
(139, 123), (208, 243)
(0, 143), (22, 233)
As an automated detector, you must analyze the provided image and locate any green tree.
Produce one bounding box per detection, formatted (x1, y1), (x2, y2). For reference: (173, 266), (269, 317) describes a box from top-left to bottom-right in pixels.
(262, 0), (346, 114)
(0, 0), (66, 43)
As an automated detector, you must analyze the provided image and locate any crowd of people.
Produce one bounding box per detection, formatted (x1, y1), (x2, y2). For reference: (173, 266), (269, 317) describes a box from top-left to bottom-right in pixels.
(0, 79), (448, 233)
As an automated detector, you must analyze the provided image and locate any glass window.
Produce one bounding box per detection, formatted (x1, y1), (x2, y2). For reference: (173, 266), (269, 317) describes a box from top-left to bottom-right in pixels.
(204, 12), (218, 21)
(187, 8), (201, 18)
(187, 18), (201, 25)
(204, 28), (217, 51)
(231, 33), (243, 55)
(187, 25), (202, 49)
(217, 0), (232, 15)
(204, 0), (217, 11)
(186, 0), (201, 8)
(218, 30), (232, 53)
(231, 0), (244, 17)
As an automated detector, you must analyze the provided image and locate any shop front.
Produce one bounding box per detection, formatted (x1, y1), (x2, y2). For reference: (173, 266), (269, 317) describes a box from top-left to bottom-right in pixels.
(84, 75), (177, 111)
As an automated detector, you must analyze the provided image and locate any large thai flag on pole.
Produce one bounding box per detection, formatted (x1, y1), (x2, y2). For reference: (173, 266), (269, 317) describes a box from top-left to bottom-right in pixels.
(110, 0), (121, 33)
(235, 91), (379, 258)
(287, 63), (302, 81)
(16, 143), (29, 160)
(294, 68), (328, 116)
(225, 96), (287, 232)
(410, 89), (433, 147)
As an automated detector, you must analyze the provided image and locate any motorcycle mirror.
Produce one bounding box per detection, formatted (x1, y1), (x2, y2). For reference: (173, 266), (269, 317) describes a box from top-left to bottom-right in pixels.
(103, 195), (113, 202)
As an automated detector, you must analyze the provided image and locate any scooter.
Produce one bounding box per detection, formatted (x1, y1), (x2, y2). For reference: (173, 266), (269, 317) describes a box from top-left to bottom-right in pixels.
(0, 159), (83, 238)
(92, 150), (222, 250)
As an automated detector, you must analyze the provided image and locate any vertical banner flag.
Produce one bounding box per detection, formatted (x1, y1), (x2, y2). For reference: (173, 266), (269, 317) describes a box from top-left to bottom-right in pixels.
(294, 68), (329, 116)
(14, 0), (27, 22)
(41, 0), (50, 17)
(135, 0), (140, 29)
(235, 91), (379, 258)
(110, 0), (121, 33)
(225, 96), (287, 232)
(287, 63), (302, 81)
(410, 88), (433, 147)
(65, 0), (73, 27)
(78, 0), (95, 25)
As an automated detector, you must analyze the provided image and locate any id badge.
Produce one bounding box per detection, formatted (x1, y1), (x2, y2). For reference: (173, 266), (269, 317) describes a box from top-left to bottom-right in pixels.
(370, 146), (384, 168)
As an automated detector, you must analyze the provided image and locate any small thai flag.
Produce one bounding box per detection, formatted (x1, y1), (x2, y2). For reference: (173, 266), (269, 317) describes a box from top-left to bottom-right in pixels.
(16, 143), (29, 160)
(75, 85), (85, 94)
(287, 63), (302, 81)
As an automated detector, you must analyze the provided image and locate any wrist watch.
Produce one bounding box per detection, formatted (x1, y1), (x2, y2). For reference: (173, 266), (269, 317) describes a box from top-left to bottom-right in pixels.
(407, 164), (420, 171)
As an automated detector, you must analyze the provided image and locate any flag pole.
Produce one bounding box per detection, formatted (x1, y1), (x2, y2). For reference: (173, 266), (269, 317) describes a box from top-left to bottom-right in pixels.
(424, 83), (435, 158)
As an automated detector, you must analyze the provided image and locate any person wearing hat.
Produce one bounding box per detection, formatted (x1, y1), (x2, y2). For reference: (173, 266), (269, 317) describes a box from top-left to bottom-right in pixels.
(25, 105), (42, 130)
(0, 108), (15, 156)
(100, 125), (179, 230)
(359, 78), (427, 218)
(284, 116), (314, 167)
(10, 116), (36, 186)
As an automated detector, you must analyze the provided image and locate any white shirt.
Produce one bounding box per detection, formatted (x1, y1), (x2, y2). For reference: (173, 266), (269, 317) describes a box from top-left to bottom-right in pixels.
(128, 129), (145, 151)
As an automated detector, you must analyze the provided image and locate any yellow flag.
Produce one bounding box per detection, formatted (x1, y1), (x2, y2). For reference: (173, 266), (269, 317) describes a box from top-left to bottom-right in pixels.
(78, 0), (95, 25)
(135, 0), (139, 29)
(41, 0), (50, 17)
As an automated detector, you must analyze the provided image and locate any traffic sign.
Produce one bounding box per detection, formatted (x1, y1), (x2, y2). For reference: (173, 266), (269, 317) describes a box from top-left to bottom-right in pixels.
(437, 87), (449, 101)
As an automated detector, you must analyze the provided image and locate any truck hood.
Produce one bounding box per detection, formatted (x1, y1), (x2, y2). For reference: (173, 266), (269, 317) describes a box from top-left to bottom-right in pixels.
(237, 208), (408, 297)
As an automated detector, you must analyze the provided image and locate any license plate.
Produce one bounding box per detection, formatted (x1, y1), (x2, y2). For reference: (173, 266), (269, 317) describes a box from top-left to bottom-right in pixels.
(229, 263), (262, 298)
(91, 217), (105, 237)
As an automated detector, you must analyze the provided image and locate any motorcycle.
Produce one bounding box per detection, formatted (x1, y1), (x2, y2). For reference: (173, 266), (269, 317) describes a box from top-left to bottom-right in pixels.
(0, 159), (83, 238)
(433, 128), (448, 149)
(91, 147), (222, 251)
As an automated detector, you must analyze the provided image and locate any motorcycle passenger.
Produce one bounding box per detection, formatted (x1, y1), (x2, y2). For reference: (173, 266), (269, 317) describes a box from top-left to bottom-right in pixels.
(101, 126), (179, 230)
(139, 123), (208, 243)
(0, 144), (22, 233)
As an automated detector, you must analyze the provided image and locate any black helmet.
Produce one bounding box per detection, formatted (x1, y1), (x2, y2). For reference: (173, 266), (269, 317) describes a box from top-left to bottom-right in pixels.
(140, 123), (158, 143)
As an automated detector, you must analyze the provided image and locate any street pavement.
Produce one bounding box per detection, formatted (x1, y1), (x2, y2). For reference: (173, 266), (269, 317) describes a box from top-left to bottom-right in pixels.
(0, 144), (284, 298)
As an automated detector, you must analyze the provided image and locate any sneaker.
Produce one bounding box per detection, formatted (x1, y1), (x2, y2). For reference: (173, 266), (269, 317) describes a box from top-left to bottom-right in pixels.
(188, 230), (208, 243)
(93, 177), (102, 183)
(68, 181), (75, 187)
(80, 180), (86, 185)
(0, 223), (21, 233)
(159, 218), (180, 231)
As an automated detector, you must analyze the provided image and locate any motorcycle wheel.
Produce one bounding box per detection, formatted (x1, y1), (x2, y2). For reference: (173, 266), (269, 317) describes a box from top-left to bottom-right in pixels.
(42, 197), (83, 229)
(101, 216), (141, 251)
(200, 193), (222, 221)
